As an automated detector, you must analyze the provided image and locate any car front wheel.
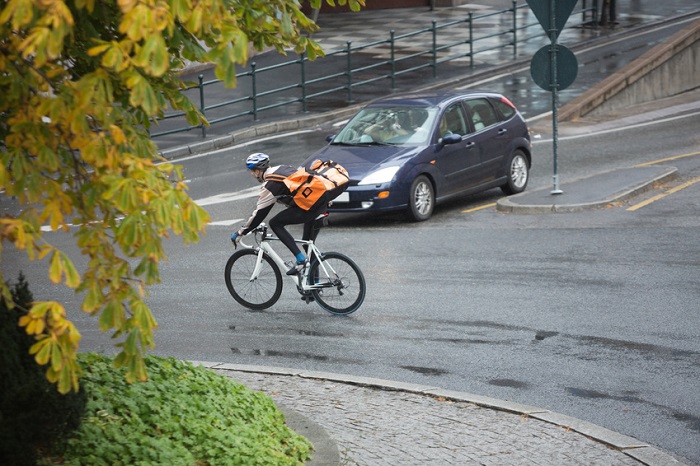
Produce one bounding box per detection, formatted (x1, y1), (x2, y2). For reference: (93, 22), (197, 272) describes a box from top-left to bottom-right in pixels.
(406, 175), (434, 222)
(501, 150), (529, 195)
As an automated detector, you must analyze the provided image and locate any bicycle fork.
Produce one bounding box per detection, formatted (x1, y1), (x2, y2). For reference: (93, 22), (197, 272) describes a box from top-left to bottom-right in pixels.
(248, 248), (267, 281)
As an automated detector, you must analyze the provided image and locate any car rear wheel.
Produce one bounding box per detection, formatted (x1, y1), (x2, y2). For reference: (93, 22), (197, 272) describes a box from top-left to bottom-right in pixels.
(407, 175), (434, 221)
(501, 150), (529, 195)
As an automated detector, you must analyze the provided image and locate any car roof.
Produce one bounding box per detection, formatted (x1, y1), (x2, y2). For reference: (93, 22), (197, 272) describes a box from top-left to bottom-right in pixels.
(365, 90), (501, 109)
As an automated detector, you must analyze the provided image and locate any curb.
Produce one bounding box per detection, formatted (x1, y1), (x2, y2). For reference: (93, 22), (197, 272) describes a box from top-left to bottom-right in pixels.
(496, 166), (678, 213)
(192, 361), (686, 466)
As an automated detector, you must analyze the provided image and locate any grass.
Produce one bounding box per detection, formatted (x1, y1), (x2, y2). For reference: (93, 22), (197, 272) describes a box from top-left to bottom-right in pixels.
(39, 353), (313, 465)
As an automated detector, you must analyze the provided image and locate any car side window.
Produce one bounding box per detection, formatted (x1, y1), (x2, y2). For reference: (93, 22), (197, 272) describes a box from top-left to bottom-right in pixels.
(439, 104), (468, 137)
(466, 99), (499, 131)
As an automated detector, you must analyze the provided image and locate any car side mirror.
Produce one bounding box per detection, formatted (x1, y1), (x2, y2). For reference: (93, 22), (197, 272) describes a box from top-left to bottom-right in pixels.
(326, 134), (336, 143)
(439, 133), (462, 145)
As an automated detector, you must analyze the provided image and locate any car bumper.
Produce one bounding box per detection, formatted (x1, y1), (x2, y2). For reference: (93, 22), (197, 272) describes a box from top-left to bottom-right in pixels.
(329, 184), (408, 213)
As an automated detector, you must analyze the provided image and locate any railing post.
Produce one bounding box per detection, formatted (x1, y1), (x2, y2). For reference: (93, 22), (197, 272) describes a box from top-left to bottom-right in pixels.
(346, 41), (353, 103)
(592, 0), (598, 28)
(468, 12), (474, 68)
(390, 30), (396, 89)
(251, 62), (258, 121)
(512, 0), (518, 58)
(432, 20), (437, 78)
(198, 74), (206, 138)
(300, 53), (307, 113)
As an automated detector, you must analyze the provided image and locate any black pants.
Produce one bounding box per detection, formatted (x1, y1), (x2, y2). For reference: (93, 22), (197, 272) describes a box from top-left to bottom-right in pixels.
(268, 201), (327, 259)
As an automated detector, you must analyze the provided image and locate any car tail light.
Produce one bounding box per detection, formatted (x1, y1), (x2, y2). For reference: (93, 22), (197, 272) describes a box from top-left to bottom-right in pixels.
(501, 96), (517, 109)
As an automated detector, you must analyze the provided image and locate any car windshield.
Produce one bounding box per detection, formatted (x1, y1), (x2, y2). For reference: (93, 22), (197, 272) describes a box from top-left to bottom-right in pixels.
(332, 106), (438, 146)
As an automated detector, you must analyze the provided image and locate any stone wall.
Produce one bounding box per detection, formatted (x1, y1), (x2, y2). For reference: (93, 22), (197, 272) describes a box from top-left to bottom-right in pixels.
(560, 18), (700, 121)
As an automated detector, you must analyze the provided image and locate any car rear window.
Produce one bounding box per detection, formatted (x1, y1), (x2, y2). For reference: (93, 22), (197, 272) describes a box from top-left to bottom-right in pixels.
(494, 98), (516, 120)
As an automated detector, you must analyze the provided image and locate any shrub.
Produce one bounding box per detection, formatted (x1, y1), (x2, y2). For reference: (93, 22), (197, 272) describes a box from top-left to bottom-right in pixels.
(0, 273), (87, 466)
(40, 353), (313, 465)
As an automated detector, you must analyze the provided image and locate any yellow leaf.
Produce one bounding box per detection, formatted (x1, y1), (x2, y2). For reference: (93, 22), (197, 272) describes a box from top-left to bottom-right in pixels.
(57, 367), (73, 394)
(67, 323), (82, 344)
(117, 0), (138, 13)
(110, 124), (126, 145)
(32, 338), (53, 365)
(27, 317), (46, 335)
(59, 251), (81, 288)
(37, 245), (53, 260)
(49, 251), (62, 284)
(46, 366), (60, 383)
(87, 43), (111, 56)
(29, 301), (54, 318)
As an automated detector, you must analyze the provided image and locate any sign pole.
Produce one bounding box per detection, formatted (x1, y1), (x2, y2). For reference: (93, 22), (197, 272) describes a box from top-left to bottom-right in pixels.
(549, 0), (563, 194)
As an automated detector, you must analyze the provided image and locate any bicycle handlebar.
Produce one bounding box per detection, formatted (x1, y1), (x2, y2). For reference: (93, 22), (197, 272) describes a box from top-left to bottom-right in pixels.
(238, 223), (270, 249)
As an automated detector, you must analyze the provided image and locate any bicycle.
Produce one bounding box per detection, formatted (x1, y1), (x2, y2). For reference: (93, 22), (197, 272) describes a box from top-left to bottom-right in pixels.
(224, 214), (366, 315)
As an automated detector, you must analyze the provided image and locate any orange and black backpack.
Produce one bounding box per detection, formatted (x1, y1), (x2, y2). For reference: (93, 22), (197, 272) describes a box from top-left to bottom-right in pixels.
(266, 160), (349, 210)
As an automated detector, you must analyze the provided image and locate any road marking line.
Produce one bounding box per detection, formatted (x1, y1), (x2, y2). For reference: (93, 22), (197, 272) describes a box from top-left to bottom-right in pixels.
(635, 151), (700, 167)
(208, 219), (244, 226)
(166, 130), (315, 163)
(627, 176), (700, 211)
(462, 202), (496, 213)
(194, 186), (260, 206)
(531, 111), (700, 143)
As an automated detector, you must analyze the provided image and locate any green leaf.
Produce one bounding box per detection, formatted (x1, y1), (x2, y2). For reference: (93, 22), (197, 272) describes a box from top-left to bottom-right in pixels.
(32, 338), (53, 365)
(51, 344), (62, 371)
(82, 283), (104, 313)
(60, 251), (81, 288)
(280, 12), (294, 38)
(99, 300), (125, 332)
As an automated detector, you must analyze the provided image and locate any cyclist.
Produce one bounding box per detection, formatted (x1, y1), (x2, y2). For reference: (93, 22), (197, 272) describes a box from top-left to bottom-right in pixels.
(230, 153), (329, 275)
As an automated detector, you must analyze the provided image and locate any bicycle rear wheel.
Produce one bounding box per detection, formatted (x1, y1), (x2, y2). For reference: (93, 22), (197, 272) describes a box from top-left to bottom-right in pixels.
(308, 252), (365, 315)
(225, 249), (282, 310)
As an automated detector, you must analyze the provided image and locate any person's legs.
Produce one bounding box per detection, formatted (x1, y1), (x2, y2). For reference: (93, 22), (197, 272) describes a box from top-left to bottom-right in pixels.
(269, 207), (316, 259)
(302, 201), (329, 244)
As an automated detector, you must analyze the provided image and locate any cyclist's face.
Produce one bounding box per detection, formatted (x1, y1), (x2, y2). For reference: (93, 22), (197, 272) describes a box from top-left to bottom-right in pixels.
(250, 168), (264, 183)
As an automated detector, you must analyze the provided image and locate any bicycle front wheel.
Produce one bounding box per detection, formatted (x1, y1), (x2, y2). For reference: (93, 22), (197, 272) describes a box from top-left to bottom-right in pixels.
(225, 249), (282, 310)
(309, 252), (366, 315)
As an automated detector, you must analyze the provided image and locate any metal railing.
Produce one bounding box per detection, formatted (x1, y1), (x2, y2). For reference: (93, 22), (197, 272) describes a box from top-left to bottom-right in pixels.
(151, 0), (597, 139)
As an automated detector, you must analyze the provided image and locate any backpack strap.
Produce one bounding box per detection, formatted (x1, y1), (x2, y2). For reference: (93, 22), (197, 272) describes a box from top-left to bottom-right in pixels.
(315, 162), (349, 187)
(288, 173), (316, 196)
(264, 173), (287, 182)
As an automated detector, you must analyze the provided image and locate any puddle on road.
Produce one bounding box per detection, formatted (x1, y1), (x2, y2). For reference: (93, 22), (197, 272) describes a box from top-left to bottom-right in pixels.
(488, 378), (530, 389)
(400, 365), (449, 376)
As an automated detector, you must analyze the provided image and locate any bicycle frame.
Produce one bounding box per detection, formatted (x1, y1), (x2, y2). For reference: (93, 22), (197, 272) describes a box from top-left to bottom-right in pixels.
(239, 224), (337, 292)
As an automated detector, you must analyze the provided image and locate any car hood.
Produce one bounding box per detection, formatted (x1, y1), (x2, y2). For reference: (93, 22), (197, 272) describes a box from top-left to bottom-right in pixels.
(303, 144), (424, 181)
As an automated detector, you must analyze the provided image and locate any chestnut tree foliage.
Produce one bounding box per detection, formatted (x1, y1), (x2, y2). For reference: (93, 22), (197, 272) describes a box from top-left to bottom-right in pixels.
(0, 0), (363, 394)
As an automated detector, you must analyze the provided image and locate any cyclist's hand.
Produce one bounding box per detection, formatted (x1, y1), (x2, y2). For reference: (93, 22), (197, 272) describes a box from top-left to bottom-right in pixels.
(230, 232), (240, 248)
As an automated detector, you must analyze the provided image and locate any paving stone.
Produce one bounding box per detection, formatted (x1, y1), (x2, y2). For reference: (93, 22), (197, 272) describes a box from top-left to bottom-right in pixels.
(219, 370), (645, 465)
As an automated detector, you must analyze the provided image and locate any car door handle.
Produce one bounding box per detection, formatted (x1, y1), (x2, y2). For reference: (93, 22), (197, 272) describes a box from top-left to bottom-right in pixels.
(464, 141), (476, 149)
(498, 129), (508, 135)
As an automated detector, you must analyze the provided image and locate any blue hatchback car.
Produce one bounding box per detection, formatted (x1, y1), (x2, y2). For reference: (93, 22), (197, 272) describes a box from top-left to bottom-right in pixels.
(302, 90), (532, 221)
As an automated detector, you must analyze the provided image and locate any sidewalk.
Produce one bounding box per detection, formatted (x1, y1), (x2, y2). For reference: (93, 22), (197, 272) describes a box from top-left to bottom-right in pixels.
(194, 362), (685, 465)
(158, 0), (698, 155)
(171, 3), (700, 465)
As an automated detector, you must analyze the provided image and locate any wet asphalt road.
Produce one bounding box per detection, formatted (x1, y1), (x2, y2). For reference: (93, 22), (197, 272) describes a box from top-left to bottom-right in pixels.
(6, 108), (700, 464)
(3, 11), (700, 465)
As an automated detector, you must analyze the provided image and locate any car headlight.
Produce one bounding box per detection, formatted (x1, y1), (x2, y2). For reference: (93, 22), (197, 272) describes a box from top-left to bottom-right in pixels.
(358, 166), (401, 185)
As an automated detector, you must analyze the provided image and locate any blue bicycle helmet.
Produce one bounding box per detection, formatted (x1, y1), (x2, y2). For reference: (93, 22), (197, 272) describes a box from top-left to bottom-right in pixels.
(246, 152), (270, 170)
